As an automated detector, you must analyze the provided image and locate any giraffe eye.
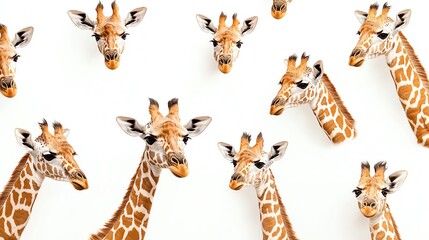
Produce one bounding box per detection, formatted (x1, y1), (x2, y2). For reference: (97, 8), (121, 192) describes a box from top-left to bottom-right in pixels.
(144, 134), (157, 145)
(352, 188), (362, 197)
(296, 80), (309, 89)
(42, 152), (57, 161)
(254, 161), (265, 169)
(120, 32), (129, 40)
(210, 39), (218, 47)
(232, 160), (237, 167)
(182, 135), (191, 144)
(92, 33), (101, 41)
(12, 54), (20, 62)
(377, 31), (388, 40)
(381, 188), (388, 197)
(236, 40), (243, 48)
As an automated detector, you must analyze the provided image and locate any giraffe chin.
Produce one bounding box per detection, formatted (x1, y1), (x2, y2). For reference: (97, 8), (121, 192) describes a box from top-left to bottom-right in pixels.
(271, 10), (286, 19)
(270, 105), (285, 115)
(168, 164), (189, 178)
(218, 64), (232, 74)
(2, 88), (17, 98)
(360, 207), (377, 218)
(349, 57), (365, 67)
(229, 180), (244, 190)
(71, 179), (89, 191)
(105, 60), (120, 70)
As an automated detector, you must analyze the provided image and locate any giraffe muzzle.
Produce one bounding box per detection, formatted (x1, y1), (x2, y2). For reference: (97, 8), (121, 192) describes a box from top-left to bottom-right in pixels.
(0, 77), (17, 98)
(360, 199), (378, 218)
(270, 97), (285, 115)
(229, 173), (244, 190)
(349, 48), (365, 67)
(104, 50), (120, 70)
(271, 1), (287, 19)
(218, 55), (233, 74)
(70, 170), (89, 190)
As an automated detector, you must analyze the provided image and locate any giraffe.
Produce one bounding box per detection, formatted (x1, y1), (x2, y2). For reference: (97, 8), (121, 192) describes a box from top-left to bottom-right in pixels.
(196, 12), (258, 74)
(90, 98), (211, 240)
(0, 120), (88, 239)
(271, 0), (293, 19)
(0, 24), (33, 98)
(68, 1), (147, 70)
(270, 53), (356, 143)
(218, 133), (297, 240)
(349, 3), (429, 147)
(353, 161), (407, 240)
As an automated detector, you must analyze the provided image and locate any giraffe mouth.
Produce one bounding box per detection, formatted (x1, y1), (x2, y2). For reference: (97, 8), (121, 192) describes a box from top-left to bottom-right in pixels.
(270, 105), (285, 115)
(360, 207), (377, 218)
(71, 179), (89, 191)
(349, 58), (365, 67)
(1, 88), (17, 98)
(105, 60), (120, 70)
(168, 164), (189, 178)
(229, 180), (244, 190)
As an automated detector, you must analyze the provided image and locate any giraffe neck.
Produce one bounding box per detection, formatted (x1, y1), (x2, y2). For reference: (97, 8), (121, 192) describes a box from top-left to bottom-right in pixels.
(0, 154), (44, 240)
(385, 32), (429, 146)
(256, 170), (297, 240)
(310, 76), (356, 143)
(91, 147), (161, 240)
(369, 204), (401, 240)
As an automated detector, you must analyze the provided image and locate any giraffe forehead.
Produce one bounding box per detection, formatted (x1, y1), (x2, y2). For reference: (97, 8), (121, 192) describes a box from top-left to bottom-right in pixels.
(360, 177), (386, 189)
(282, 67), (311, 84)
(215, 29), (240, 41)
(152, 120), (184, 136)
(97, 22), (124, 35)
(235, 150), (260, 161)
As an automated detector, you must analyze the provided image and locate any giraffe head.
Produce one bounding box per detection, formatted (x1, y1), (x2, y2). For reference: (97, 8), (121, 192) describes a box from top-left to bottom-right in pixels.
(218, 133), (288, 190)
(14, 120), (88, 190)
(271, 0), (292, 19)
(353, 161), (407, 219)
(196, 12), (258, 74)
(0, 24), (33, 98)
(270, 53), (323, 115)
(68, 1), (147, 70)
(116, 98), (212, 178)
(349, 3), (411, 67)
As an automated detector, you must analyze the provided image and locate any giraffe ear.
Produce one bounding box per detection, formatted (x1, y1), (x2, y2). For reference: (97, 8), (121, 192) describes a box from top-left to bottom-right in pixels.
(124, 7), (147, 28)
(196, 14), (217, 34)
(184, 116), (212, 137)
(15, 128), (35, 151)
(63, 129), (70, 138)
(394, 9), (411, 31)
(240, 16), (258, 36)
(67, 10), (95, 31)
(354, 10), (368, 24)
(217, 142), (236, 161)
(312, 60), (324, 83)
(116, 116), (146, 137)
(386, 170), (408, 194)
(11, 27), (34, 48)
(266, 141), (288, 167)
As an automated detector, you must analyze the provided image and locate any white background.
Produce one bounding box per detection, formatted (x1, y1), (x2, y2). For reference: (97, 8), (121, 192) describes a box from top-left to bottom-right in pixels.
(0, 0), (428, 239)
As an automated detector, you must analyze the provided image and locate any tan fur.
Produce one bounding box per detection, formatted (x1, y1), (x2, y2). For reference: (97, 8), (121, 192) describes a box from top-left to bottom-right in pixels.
(399, 32), (429, 91)
(271, 170), (298, 240)
(0, 154), (29, 207)
(90, 160), (141, 240)
(385, 204), (401, 240)
(322, 73), (355, 125)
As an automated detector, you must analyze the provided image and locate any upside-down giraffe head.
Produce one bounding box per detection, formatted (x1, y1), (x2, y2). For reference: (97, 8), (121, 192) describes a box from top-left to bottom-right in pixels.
(196, 12), (258, 74)
(68, 1), (147, 70)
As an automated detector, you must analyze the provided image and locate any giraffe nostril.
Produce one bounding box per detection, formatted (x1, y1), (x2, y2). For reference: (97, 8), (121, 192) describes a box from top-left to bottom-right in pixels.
(351, 48), (362, 57)
(271, 97), (280, 106)
(231, 173), (243, 181)
(76, 171), (86, 180)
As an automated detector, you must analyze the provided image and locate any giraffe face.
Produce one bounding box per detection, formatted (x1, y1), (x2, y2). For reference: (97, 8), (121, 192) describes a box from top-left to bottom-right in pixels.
(196, 13), (258, 74)
(349, 3), (411, 67)
(218, 133), (288, 190)
(270, 55), (323, 115)
(15, 120), (88, 191)
(271, 0), (290, 19)
(353, 162), (407, 219)
(0, 25), (33, 98)
(68, 2), (147, 70)
(117, 98), (212, 178)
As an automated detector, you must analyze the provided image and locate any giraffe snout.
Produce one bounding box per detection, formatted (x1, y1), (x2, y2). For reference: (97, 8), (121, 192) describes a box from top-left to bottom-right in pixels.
(229, 173), (244, 190)
(271, 1), (287, 19)
(104, 50), (120, 70)
(349, 48), (365, 67)
(168, 153), (189, 178)
(363, 199), (376, 209)
(270, 97), (285, 115)
(360, 198), (378, 218)
(70, 170), (89, 191)
(0, 77), (17, 98)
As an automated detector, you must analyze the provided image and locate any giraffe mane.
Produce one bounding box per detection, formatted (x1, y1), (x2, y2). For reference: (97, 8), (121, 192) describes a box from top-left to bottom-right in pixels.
(321, 73), (355, 126)
(89, 159), (141, 240)
(398, 32), (429, 91)
(385, 204), (402, 240)
(270, 170), (298, 240)
(0, 154), (30, 207)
